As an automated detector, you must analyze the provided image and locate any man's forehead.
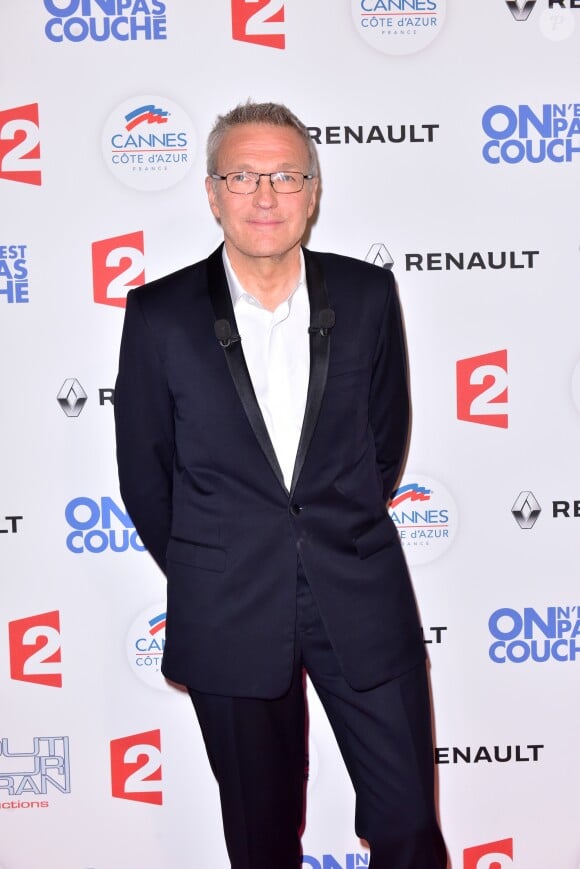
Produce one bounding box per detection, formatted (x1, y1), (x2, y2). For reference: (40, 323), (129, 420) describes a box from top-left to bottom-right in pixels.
(217, 123), (308, 158)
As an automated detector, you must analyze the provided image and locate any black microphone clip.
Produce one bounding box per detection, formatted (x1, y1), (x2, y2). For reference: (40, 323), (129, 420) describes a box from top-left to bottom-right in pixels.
(308, 308), (335, 337)
(214, 319), (241, 349)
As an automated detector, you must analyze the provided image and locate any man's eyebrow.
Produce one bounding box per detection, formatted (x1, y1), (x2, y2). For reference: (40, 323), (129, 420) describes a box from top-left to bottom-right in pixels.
(226, 162), (303, 171)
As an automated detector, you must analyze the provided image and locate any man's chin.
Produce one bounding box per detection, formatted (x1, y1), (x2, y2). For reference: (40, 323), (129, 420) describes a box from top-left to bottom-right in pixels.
(227, 239), (302, 262)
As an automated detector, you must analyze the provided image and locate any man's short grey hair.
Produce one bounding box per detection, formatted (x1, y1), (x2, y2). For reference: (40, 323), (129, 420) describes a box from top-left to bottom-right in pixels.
(206, 101), (320, 178)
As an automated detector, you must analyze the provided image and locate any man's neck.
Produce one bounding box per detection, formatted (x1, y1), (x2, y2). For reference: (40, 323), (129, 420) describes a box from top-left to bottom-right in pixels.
(225, 243), (302, 312)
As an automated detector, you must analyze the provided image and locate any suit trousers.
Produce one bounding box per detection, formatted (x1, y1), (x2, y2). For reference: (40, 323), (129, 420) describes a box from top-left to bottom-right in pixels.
(188, 563), (447, 869)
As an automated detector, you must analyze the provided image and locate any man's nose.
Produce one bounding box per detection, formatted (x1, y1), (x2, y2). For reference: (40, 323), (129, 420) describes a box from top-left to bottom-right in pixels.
(253, 174), (278, 205)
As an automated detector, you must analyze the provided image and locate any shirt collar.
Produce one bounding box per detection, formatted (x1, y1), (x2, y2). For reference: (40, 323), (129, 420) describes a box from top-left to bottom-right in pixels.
(222, 246), (307, 311)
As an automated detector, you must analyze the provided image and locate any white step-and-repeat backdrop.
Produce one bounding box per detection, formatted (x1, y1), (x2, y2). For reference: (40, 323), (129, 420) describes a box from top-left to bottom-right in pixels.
(2, 2), (579, 867)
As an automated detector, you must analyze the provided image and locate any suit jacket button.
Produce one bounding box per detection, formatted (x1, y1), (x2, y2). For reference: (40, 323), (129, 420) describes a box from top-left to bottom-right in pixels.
(290, 503), (302, 516)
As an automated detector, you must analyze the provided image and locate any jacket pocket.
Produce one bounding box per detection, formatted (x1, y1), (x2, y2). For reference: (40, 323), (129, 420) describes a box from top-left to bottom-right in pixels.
(166, 537), (226, 573)
(354, 517), (398, 559)
(326, 353), (369, 379)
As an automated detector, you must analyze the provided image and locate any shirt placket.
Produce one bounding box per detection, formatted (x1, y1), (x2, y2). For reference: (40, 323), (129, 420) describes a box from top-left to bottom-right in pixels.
(266, 302), (296, 489)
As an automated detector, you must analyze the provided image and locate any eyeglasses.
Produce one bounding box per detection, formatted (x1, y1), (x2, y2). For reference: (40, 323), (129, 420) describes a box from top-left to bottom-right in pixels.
(210, 171), (314, 195)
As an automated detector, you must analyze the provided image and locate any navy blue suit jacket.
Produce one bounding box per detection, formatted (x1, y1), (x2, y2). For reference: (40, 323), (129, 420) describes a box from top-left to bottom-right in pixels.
(114, 245), (424, 697)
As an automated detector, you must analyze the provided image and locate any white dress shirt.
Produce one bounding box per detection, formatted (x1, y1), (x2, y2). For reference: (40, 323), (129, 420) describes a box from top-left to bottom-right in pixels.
(222, 249), (310, 490)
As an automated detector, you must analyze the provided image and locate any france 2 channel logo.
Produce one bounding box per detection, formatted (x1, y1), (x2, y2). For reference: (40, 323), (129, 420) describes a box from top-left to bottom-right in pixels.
(8, 610), (62, 688)
(464, 838), (513, 868)
(92, 231), (145, 308)
(110, 729), (163, 805)
(0, 104), (42, 186)
(456, 349), (509, 429)
(231, 0), (286, 49)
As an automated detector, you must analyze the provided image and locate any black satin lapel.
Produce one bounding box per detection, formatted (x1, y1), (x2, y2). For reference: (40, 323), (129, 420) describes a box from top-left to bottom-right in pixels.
(289, 249), (331, 497)
(206, 247), (287, 494)
(206, 245), (236, 323)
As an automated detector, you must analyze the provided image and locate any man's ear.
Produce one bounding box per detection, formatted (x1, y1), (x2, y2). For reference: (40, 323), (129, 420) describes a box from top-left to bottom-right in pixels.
(205, 176), (221, 220)
(307, 176), (319, 219)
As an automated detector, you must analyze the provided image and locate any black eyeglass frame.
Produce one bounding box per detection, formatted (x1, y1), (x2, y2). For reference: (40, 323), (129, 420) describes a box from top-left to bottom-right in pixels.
(210, 171), (315, 194)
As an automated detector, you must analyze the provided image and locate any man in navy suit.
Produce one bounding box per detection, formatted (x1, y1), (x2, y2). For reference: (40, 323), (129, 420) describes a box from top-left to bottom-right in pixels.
(115, 101), (446, 868)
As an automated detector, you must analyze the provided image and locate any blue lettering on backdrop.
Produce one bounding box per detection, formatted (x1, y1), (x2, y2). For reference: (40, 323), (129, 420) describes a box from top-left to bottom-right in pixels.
(44, 0), (167, 42)
(360, 0), (435, 10)
(44, 1), (166, 16)
(488, 606), (580, 662)
(0, 244), (29, 303)
(65, 496), (145, 553)
(111, 133), (188, 149)
(302, 856), (370, 869)
(482, 103), (580, 164)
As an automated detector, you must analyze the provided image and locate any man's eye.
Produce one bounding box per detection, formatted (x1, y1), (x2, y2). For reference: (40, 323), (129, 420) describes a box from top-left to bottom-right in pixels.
(231, 173), (252, 183)
(273, 172), (294, 183)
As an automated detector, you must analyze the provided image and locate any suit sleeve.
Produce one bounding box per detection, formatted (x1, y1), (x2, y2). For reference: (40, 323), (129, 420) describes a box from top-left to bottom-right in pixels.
(368, 273), (410, 502)
(114, 290), (174, 574)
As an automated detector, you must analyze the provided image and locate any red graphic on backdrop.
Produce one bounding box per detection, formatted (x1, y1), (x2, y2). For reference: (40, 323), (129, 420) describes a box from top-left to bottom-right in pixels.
(92, 231), (145, 308)
(231, 0), (285, 49)
(0, 103), (42, 186)
(110, 729), (163, 805)
(457, 349), (509, 429)
(464, 838), (513, 868)
(9, 611), (62, 687)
